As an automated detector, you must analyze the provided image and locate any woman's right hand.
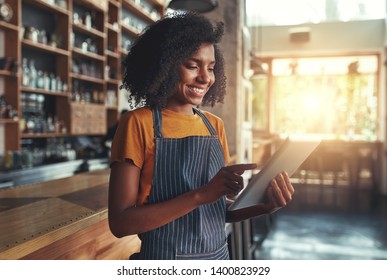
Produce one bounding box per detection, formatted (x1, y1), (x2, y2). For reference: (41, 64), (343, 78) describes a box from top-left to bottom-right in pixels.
(109, 162), (256, 236)
(196, 163), (257, 205)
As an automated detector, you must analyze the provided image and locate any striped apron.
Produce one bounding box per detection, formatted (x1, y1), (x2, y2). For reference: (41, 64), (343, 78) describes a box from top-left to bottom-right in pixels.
(138, 107), (229, 260)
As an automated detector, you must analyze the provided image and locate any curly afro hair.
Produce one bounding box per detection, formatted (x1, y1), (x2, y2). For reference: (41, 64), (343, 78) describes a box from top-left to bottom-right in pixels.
(120, 12), (227, 109)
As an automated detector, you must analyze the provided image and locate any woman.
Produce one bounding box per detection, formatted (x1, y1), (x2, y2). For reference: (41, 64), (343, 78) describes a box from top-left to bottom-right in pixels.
(108, 12), (294, 260)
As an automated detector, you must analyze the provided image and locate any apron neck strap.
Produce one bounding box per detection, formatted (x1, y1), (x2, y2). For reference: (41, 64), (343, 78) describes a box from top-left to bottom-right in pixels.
(152, 106), (218, 138)
(152, 106), (163, 138)
(192, 107), (217, 136)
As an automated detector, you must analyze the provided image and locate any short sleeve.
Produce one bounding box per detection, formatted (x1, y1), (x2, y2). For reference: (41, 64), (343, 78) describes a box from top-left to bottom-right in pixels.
(110, 109), (150, 168)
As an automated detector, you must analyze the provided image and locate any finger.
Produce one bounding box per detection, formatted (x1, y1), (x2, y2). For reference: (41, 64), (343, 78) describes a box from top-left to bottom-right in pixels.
(224, 179), (243, 193)
(275, 173), (292, 202)
(267, 186), (279, 208)
(281, 171), (295, 194)
(225, 163), (257, 174)
(271, 179), (287, 207)
(222, 169), (243, 185)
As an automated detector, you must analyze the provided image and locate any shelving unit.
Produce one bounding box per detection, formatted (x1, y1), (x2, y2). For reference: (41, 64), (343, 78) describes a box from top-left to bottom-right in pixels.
(0, 0), (21, 152)
(0, 0), (166, 170)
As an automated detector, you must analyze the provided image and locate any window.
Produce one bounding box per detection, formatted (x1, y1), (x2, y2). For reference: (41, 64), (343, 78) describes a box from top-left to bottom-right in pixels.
(252, 55), (379, 141)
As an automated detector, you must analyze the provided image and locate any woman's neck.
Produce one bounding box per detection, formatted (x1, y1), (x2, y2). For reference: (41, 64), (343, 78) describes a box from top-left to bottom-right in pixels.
(165, 102), (195, 115)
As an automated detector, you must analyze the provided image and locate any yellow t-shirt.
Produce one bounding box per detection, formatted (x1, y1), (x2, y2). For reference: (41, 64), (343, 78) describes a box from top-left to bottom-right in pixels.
(110, 107), (230, 205)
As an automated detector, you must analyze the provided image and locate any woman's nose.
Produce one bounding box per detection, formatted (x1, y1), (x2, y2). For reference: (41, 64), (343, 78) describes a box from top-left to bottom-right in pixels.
(197, 69), (211, 84)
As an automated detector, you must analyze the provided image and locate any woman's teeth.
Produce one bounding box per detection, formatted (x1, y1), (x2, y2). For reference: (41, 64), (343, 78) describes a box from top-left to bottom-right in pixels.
(189, 86), (205, 94)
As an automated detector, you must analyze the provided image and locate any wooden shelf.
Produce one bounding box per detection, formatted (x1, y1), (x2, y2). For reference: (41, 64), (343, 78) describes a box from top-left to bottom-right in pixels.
(23, 0), (70, 16)
(106, 50), (120, 58)
(122, 0), (159, 23)
(107, 78), (121, 85)
(70, 73), (105, 84)
(0, 21), (19, 32)
(73, 0), (108, 12)
(108, 0), (121, 8)
(119, 48), (128, 56)
(72, 47), (105, 61)
(149, 0), (167, 7)
(0, 119), (18, 125)
(0, 70), (17, 77)
(21, 87), (69, 97)
(72, 23), (106, 39)
(107, 23), (120, 32)
(22, 39), (69, 56)
(21, 133), (69, 138)
(120, 21), (139, 37)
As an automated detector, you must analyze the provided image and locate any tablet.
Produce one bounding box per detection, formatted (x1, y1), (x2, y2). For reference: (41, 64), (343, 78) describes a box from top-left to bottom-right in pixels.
(228, 137), (321, 210)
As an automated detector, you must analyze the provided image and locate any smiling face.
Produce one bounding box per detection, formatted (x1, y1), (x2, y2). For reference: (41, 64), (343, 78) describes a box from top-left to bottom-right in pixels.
(166, 43), (216, 114)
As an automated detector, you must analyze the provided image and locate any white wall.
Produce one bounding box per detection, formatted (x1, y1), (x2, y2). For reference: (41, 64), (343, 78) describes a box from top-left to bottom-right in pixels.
(250, 19), (385, 56)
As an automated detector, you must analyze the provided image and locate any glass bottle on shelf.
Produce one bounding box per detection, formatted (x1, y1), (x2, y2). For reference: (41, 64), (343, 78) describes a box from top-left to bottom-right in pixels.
(29, 93), (37, 111)
(38, 30), (48, 45)
(26, 116), (36, 133)
(43, 72), (50, 90)
(5, 151), (13, 170)
(54, 116), (61, 133)
(21, 147), (34, 168)
(104, 65), (110, 79)
(84, 12), (92, 29)
(66, 144), (76, 161)
(34, 115), (43, 133)
(50, 73), (57, 91)
(36, 94), (44, 111)
(47, 115), (55, 132)
(70, 31), (74, 47)
(29, 59), (37, 89)
(37, 70), (44, 89)
(62, 82), (68, 92)
(56, 76), (62, 92)
(22, 58), (30, 87)
(21, 93), (26, 108)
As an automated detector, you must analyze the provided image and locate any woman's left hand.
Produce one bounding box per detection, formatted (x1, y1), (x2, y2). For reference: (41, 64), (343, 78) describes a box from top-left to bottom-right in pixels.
(263, 171), (294, 214)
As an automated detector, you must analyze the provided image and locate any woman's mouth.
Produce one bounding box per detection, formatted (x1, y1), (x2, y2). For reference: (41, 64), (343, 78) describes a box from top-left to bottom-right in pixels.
(187, 86), (206, 96)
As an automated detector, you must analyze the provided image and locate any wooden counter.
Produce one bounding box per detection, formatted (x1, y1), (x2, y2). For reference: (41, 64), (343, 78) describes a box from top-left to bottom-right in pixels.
(0, 169), (140, 260)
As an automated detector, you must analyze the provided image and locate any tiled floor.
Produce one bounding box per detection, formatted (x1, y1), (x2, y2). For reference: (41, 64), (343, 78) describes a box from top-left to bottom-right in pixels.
(253, 184), (387, 260)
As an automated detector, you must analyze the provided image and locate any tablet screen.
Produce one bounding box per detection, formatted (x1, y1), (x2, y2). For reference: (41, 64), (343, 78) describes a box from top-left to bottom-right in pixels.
(228, 137), (321, 210)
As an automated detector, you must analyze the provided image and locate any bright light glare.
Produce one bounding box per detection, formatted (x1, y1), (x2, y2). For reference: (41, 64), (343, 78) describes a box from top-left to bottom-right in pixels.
(301, 93), (323, 115)
(268, 55), (378, 140)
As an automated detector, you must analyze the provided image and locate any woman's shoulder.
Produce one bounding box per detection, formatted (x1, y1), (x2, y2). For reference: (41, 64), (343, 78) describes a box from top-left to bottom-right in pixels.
(116, 106), (153, 132)
(122, 106), (152, 121)
(199, 109), (224, 124)
(127, 106), (152, 116)
(198, 109), (226, 133)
